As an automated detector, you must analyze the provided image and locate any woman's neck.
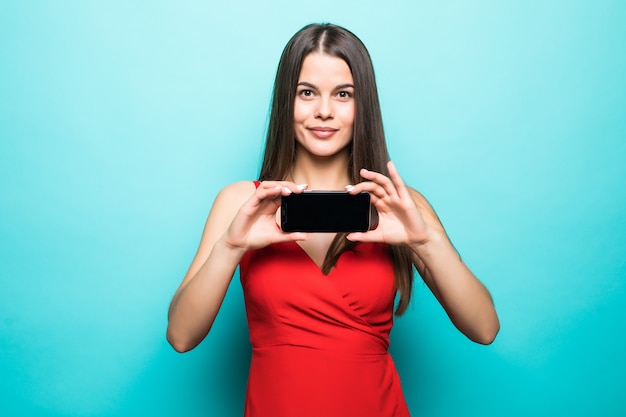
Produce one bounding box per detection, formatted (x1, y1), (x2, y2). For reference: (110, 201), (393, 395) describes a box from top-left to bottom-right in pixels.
(289, 151), (351, 190)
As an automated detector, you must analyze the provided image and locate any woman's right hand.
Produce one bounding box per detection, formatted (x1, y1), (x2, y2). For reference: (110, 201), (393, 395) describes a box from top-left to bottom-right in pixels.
(167, 180), (308, 352)
(224, 181), (308, 251)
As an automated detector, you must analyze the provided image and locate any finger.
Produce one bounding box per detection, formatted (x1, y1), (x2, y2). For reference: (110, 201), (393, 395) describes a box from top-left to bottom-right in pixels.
(346, 230), (383, 243)
(260, 180), (308, 194)
(360, 168), (399, 200)
(274, 231), (309, 243)
(344, 183), (364, 194)
(358, 183), (384, 201)
(349, 180), (388, 203)
(387, 161), (409, 200)
(345, 179), (382, 195)
(242, 183), (292, 217)
(248, 185), (284, 208)
(254, 181), (300, 202)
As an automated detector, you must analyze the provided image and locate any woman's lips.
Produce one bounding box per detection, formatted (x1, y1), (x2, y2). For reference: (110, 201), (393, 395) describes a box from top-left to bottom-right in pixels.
(309, 127), (338, 139)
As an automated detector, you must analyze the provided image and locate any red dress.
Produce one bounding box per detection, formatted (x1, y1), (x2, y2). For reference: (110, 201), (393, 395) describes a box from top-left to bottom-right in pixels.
(239, 210), (411, 416)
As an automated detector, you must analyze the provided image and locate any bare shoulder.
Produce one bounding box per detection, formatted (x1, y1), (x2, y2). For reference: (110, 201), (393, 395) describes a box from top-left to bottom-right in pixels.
(213, 180), (257, 211)
(407, 187), (436, 215)
(181, 180), (256, 281)
(202, 180), (257, 241)
(407, 186), (446, 233)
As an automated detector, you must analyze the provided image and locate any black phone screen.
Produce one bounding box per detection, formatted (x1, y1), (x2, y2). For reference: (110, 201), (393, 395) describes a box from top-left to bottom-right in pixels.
(281, 191), (371, 233)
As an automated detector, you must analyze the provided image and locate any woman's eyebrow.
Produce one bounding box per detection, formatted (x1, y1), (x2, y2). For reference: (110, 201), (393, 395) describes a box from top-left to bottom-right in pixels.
(297, 81), (318, 89)
(296, 82), (355, 90)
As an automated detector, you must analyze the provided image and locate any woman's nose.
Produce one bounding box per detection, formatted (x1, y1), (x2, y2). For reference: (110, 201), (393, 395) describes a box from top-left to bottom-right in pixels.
(315, 97), (334, 120)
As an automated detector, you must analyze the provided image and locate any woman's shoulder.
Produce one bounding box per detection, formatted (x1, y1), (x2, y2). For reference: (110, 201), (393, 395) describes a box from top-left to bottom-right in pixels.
(219, 180), (258, 195)
(407, 186), (433, 212)
(214, 180), (257, 208)
(201, 180), (258, 234)
(407, 186), (447, 234)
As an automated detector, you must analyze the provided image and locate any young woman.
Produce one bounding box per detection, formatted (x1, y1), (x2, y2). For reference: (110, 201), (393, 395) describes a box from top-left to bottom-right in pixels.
(167, 23), (499, 417)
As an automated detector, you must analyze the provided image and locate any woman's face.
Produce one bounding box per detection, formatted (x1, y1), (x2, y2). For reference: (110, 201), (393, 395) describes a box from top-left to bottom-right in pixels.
(293, 52), (355, 159)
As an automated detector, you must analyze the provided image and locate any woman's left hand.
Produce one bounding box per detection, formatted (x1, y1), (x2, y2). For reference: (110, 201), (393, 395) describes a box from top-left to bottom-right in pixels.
(349, 162), (500, 345)
(346, 161), (430, 246)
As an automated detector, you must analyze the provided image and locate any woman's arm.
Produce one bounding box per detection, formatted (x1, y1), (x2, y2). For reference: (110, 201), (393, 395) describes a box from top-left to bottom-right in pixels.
(408, 189), (499, 344)
(166, 181), (252, 352)
(166, 181), (306, 352)
(346, 161), (500, 344)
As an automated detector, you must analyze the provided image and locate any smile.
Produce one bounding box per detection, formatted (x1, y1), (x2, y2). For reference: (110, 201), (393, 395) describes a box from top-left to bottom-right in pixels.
(308, 127), (338, 139)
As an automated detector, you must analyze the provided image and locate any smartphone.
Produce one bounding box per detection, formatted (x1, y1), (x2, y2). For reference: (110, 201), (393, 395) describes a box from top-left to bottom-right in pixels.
(281, 191), (372, 233)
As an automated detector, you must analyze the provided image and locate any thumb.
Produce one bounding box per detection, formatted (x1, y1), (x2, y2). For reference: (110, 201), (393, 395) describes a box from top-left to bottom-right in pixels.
(346, 232), (366, 242)
(275, 232), (309, 243)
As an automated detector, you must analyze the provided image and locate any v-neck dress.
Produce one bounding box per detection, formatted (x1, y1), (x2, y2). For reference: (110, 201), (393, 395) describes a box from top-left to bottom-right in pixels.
(239, 220), (411, 415)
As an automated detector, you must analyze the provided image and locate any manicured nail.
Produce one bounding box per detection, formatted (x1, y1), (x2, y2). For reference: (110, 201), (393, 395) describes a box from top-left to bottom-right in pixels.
(297, 184), (308, 190)
(283, 187), (292, 194)
(345, 185), (355, 191)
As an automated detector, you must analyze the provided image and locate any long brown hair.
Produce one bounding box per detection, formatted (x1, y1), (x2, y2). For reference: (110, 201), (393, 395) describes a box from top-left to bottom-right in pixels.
(259, 23), (416, 315)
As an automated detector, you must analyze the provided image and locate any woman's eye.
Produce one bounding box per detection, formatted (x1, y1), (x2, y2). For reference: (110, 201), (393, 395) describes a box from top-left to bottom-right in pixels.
(337, 91), (353, 99)
(299, 89), (313, 97)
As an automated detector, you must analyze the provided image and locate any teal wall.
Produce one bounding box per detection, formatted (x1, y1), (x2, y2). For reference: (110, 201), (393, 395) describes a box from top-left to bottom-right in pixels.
(1, 1), (625, 416)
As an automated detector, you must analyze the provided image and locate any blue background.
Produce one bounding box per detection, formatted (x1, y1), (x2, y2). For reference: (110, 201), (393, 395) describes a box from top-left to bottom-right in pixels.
(1, 1), (625, 416)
